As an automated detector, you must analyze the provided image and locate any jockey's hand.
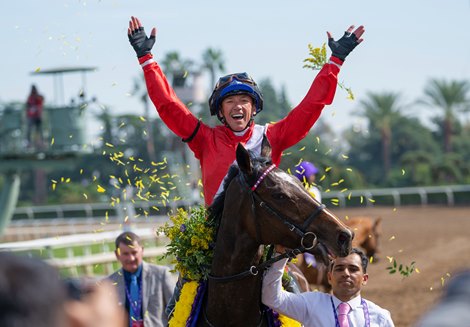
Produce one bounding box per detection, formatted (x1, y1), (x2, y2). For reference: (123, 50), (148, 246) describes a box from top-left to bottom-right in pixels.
(128, 16), (156, 58)
(327, 25), (365, 61)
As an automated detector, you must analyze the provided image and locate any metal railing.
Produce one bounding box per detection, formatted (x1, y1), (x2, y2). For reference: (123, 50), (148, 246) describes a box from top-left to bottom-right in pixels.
(8, 184), (470, 223)
(322, 184), (470, 208)
(0, 228), (169, 277)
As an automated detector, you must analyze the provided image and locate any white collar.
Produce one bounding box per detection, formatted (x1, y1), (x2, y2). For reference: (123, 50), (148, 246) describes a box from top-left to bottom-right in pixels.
(331, 294), (363, 312)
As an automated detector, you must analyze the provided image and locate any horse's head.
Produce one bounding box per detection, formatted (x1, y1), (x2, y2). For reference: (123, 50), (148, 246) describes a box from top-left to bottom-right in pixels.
(347, 216), (382, 261)
(234, 138), (352, 262)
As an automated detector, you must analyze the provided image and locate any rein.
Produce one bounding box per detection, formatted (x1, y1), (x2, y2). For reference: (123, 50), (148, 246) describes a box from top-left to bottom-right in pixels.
(208, 164), (324, 283)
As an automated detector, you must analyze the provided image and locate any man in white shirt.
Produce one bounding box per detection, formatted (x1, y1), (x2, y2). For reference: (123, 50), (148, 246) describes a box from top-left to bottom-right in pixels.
(262, 248), (394, 327)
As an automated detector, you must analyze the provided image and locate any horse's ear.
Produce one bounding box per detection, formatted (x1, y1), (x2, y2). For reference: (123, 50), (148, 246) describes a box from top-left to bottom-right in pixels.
(236, 143), (253, 175)
(261, 135), (272, 159)
(373, 217), (382, 234)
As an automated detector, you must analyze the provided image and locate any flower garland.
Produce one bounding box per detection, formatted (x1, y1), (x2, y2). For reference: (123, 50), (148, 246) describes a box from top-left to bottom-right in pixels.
(278, 314), (302, 327)
(159, 206), (216, 280)
(168, 281), (199, 327)
(169, 281), (301, 327)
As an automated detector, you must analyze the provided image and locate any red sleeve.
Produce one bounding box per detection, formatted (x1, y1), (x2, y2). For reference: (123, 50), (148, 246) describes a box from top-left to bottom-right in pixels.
(139, 54), (200, 141)
(266, 61), (340, 161)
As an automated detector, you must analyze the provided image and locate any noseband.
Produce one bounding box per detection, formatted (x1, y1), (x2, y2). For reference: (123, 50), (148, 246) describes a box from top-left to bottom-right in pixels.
(208, 164), (325, 283)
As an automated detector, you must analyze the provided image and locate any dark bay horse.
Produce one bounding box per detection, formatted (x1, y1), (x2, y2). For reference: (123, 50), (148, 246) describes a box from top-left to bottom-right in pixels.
(197, 139), (352, 327)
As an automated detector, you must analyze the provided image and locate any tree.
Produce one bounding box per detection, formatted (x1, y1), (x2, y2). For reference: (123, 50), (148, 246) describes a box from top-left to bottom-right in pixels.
(160, 51), (195, 87)
(356, 92), (404, 177)
(420, 79), (470, 153)
(201, 48), (225, 90)
(256, 79), (291, 125)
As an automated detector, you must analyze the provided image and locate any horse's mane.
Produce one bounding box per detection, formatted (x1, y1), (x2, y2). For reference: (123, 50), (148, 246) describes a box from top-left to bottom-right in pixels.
(207, 151), (271, 228)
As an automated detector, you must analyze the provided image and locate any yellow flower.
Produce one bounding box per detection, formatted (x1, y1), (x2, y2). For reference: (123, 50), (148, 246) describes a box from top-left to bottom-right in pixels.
(168, 281), (199, 327)
(279, 313), (302, 327)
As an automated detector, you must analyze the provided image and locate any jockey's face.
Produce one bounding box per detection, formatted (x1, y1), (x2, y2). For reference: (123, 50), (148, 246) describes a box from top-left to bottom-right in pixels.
(219, 94), (254, 132)
(328, 253), (368, 302)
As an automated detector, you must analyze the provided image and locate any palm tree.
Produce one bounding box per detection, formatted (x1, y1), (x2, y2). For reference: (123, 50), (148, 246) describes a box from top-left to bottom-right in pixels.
(420, 79), (470, 153)
(357, 92), (404, 177)
(201, 48), (225, 90)
(161, 51), (195, 87)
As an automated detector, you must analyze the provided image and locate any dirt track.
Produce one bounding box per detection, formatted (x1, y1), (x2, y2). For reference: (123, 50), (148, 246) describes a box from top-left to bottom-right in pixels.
(331, 206), (470, 327)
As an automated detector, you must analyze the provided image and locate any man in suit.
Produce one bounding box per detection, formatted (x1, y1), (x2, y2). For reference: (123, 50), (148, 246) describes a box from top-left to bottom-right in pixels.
(108, 231), (174, 327)
(263, 248), (395, 326)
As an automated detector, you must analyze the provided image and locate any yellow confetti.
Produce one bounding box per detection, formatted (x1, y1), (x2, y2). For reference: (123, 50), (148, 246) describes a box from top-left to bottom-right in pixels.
(389, 236), (396, 241)
(415, 268), (420, 273)
(299, 146), (305, 151)
(325, 167), (332, 172)
(97, 185), (106, 193)
(139, 116), (146, 122)
(80, 169), (83, 174)
(316, 136), (320, 144)
(341, 154), (349, 159)
(369, 256), (374, 263)
(51, 137), (55, 145)
(346, 167), (353, 172)
(402, 169), (406, 175)
(83, 193), (88, 199)
(105, 142), (114, 148)
(386, 256), (394, 263)
(35, 67), (41, 72)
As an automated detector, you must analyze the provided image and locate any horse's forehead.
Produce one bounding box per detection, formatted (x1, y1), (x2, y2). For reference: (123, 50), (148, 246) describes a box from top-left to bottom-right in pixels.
(271, 170), (302, 189)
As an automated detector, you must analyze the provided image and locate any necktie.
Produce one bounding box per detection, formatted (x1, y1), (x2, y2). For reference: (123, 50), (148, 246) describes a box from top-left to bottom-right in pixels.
(130, 274), (139, 318)
(338, 302), (350, 327)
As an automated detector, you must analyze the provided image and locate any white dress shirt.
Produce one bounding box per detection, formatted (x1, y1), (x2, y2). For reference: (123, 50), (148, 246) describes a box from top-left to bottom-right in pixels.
(262, 259), (395, 327)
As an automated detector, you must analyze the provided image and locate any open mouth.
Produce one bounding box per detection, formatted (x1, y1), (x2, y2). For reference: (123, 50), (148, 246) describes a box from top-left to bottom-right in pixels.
(231, 114), (244, 120)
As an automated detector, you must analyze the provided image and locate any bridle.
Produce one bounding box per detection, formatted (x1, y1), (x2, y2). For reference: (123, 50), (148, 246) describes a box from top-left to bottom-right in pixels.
(208, 163), (326, 283)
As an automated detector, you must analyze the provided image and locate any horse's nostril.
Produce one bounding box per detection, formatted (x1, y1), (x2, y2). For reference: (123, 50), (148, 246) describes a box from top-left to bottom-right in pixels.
(338, 231), (352, 245)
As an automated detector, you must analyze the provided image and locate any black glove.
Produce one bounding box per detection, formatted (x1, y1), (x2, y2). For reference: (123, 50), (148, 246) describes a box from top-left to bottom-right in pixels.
(128, 27), (155, 58)
(328, 31), (359, 61)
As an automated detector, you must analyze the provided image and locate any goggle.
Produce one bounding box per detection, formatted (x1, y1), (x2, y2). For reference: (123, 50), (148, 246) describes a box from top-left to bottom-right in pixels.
(214, 72), (257, 91)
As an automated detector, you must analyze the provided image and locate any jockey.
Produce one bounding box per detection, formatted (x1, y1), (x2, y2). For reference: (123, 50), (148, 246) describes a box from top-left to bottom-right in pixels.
(127, 16), (364, 207)
(294, 161), (322, 202)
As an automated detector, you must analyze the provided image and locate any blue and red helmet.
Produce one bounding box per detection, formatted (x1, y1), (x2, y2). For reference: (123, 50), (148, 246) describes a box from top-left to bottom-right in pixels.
(294, 161), (319, 182)
(208, 72), (264, 121)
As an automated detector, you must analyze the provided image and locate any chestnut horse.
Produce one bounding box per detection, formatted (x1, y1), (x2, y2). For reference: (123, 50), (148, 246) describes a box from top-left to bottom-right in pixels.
(295, 216), (382, 292)
(197, 139), (352, 327)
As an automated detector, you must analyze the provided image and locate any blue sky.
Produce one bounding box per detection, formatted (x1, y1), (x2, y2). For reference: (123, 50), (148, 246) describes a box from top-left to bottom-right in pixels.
(1, 0), (469, 134)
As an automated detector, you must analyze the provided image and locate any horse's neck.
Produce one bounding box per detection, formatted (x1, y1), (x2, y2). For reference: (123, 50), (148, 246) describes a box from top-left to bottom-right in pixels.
(205, 209), (265, 326)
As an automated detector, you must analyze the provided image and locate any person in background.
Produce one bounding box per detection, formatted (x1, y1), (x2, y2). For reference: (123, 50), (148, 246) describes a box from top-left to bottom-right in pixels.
(25, 84), (44, 146)
(107, 231), (174, 327)
(263, 248), (395, 326)
(0, 252), (67, 327)
(416, 270), (470, 327)
(64, 277), (126, 327)
(294, 161), (322, 202)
